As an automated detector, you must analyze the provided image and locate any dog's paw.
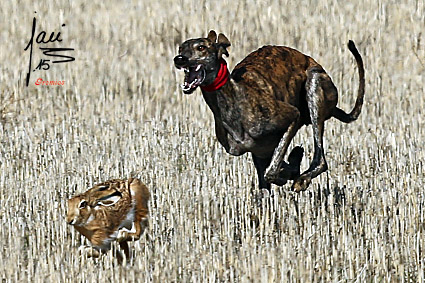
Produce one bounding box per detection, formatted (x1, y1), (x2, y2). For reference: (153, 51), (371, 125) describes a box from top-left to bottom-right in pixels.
(264, 165), (290, 186)
(264, 171), (288, 186)
(292, 175), (312, 192)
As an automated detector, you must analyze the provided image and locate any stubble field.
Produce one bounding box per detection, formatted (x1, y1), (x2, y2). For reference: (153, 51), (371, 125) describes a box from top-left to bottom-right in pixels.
(1, 0), (425, 281)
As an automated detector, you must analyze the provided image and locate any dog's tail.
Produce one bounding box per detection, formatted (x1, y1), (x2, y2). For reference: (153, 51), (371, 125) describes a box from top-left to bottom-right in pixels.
(332, 40), (365, 123)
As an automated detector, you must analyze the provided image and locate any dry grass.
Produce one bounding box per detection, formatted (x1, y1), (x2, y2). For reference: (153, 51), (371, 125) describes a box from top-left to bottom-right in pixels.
(1, 0), (425, 281)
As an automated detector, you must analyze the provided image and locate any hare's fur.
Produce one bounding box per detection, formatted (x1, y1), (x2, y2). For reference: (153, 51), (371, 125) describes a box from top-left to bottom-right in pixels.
(67, 178), (150, 263)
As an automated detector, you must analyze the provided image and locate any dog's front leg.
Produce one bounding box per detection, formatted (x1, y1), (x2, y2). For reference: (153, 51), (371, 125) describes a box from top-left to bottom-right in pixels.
(252, 154), (272, 191)
(264, 104), (302, 186)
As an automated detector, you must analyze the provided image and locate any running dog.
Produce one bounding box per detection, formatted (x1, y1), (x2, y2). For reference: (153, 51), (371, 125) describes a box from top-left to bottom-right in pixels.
(174, 30), (364, 192)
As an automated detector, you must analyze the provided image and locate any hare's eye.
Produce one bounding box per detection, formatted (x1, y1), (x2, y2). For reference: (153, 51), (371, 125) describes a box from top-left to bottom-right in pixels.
(79, 200), (88, 209)
(197, 45), (206, 51)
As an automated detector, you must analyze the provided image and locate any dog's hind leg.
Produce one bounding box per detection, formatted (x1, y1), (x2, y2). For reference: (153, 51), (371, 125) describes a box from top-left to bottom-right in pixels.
(292, 67), (337, 192)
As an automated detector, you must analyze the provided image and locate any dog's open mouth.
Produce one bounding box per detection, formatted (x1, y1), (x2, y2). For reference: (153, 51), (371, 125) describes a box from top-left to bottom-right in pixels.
(181, 64), (205, 94)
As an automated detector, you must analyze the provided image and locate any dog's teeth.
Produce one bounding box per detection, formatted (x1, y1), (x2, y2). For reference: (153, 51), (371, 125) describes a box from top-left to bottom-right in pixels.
(184, 68), (189, 73)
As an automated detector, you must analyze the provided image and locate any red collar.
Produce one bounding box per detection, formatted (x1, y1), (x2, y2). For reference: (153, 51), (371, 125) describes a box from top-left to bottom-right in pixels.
(200, 59), (229, 92)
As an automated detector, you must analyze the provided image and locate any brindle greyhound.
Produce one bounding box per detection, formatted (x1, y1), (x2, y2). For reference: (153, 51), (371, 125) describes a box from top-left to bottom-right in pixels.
(174, 30), (364, 192)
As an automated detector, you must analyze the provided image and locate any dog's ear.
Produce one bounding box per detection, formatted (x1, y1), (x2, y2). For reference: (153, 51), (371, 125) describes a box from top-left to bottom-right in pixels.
(217, 33), (231, 58)
(207, 30), (217, 43)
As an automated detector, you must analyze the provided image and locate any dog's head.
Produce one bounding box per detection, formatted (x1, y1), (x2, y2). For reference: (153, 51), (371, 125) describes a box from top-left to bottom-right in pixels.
(174, 30), (231, 94)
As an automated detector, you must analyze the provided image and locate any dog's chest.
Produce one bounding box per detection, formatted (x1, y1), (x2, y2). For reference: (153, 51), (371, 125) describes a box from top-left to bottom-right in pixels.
(203, 90), (280, 155)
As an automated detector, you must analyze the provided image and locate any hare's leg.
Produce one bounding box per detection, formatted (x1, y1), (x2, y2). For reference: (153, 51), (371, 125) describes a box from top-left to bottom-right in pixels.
(78, 246), (101, 258)
(119, 241), (130, 259)
(117, 218), (148, 242)
(113, 247), (124, 264)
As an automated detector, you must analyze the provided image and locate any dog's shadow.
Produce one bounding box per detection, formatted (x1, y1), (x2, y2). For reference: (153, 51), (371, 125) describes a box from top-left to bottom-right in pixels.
(249, 178), (348, 236)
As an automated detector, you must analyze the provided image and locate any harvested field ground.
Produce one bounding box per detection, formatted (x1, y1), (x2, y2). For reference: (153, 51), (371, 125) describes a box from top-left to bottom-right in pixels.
(1, 0), (424, 281)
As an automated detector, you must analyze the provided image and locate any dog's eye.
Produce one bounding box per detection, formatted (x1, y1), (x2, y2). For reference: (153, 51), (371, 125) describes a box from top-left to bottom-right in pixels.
(79, 200), (88, 209)
(197, 45), (206, 51)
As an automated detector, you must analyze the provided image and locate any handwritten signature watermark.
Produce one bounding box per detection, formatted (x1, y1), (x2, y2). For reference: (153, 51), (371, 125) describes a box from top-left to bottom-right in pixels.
(24, 11), (75, 87)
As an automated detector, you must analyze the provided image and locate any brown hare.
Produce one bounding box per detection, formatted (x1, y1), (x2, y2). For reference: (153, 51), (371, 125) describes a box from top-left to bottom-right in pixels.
(67, 178), (150, 263)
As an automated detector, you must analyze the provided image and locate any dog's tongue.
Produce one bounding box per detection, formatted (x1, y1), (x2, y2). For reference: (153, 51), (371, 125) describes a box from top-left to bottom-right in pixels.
(187, 68), (200, 83)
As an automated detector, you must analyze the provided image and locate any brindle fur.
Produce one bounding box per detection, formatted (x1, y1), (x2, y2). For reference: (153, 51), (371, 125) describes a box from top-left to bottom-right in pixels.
(174, 30), (365, 192)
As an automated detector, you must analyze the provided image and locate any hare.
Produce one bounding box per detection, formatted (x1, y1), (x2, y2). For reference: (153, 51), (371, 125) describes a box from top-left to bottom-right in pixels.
(67, 178), (150, 263)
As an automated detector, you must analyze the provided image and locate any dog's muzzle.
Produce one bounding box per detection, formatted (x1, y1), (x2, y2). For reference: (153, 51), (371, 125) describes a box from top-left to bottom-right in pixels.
(174, 55), (206, 94)
(174, 55), (189, 68)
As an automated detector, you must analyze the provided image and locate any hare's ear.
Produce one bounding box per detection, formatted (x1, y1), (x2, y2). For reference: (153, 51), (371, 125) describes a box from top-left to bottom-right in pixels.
(97, 191), (122, 207)
(217, 33), (231, 58)
(207, 30), (217, 42)
(96, 184), (110, 191)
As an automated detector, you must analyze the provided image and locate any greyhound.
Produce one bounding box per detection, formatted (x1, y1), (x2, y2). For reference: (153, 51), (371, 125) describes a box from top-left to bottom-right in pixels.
(174, 30), (364, 192)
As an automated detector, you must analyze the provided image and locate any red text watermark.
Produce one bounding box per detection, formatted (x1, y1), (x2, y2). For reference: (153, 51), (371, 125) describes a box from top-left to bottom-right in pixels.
(35, 78), (65, 86)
